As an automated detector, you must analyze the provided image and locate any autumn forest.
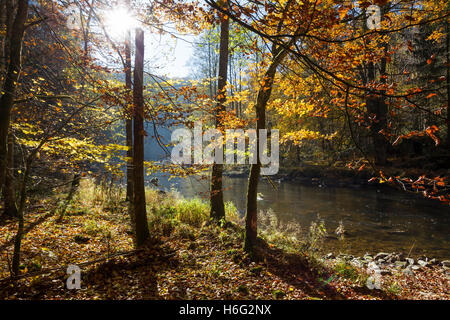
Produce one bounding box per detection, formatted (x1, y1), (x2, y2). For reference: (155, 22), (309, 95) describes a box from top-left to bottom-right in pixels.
(0, 0), (449, 302)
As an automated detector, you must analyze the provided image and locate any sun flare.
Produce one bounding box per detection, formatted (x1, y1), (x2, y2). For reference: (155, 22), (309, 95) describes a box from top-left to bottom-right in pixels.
(104, 7), (137, 39)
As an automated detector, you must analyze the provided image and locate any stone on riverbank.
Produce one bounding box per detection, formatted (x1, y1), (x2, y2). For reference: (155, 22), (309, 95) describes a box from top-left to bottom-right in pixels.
(374, 252), (390, 260)
(441, 260), (450, 268)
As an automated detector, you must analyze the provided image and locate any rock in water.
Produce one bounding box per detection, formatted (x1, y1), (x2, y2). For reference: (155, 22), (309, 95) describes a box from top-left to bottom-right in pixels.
(418, 260), (429, 268)
(429, 258), (440, 265)
(441, 260), (450, 268)
(374, 252), (390, 260)
(325, 253), (335, 259)
(363, 254), (373, 261)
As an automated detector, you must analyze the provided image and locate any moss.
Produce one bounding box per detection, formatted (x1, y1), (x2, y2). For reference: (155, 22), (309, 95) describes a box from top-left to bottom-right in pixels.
(237, 284), (249, 295)
(273, 289), (285, 299)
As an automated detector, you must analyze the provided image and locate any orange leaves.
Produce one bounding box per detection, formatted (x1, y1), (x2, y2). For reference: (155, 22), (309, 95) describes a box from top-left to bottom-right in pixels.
(338, 7), (350, 21)
(392, 125), (440, 147)
(425, 125), (440, 146)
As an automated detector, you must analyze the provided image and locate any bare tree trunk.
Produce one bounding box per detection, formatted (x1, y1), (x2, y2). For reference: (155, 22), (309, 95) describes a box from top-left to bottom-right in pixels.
(12, 157), (31, 275)
(125, 26), (135, 234)
(446, 19), (450, 149)
(210, 12), (229, 222)
(124, 0), (134, 205)
(3, 133), (17, 217)
(57, 173), (81, 221)
(363, 6), (388, 165)
(0, 0), (29, 195)
(133, 28), (150, 247)
(244, 48), (288, 253)
(366, 60), (388, 166)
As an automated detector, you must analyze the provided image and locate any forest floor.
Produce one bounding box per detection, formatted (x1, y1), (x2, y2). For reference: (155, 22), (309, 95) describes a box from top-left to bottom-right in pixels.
(0, 179), (448, 300)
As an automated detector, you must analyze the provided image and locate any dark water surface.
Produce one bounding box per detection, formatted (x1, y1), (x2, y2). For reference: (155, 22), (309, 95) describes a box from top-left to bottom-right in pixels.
(151, 174), (450, 260)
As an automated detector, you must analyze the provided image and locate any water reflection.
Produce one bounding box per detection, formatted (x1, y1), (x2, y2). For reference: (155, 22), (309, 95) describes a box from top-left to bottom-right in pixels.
(150, 174), (450, 259)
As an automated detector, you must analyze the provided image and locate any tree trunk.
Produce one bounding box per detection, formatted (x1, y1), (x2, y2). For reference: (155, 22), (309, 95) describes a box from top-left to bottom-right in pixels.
(0, 0), (29, 195)
(446, 19), (450, 149)
(210, 12), (229, 222)
(124, 0), (134, 203)
(132, 28), (150, 247)
(57, 173), (81, 221)
(363, 7), (388, 165)
(3, 133), (17, 217)
(244, 48), (287, 253)
(125, 27), (136, 233)
(12, 157), (31, 275)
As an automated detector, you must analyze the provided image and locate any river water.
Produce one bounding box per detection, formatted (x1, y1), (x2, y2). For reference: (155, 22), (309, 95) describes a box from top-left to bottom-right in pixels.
(151, 174), (450, 260)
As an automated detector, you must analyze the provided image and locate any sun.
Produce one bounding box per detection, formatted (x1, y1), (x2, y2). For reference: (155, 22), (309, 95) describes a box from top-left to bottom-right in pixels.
(104, 7), (137, 39)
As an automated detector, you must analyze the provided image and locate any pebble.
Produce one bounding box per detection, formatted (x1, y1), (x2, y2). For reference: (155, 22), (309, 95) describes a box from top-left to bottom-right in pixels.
(418, 260), (429, 268)
(322, 251), (448, 276)
(374, 252), (390, 260)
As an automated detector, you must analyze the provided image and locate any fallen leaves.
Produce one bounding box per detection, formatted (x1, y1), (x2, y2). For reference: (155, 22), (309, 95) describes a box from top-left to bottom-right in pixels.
(0, 200), (448, 300)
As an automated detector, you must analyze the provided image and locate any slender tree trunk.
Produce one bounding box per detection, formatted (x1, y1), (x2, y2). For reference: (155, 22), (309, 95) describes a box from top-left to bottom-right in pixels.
(0, 0), (29, 195)
(244, 48), (287, 253)
(57, 173), (80, 221)
(66, 174), (81, 204)
(125, 32), (134, 198)
(133, 28), (150, 247)
(125, 26), (136, 233)
(12, 157), (31, 275)
(3, 133), (17, 217)
(210, 12), (229, 222)
(446, 19), (450, 149)
(0, 0), (7, 71)
(124, 0), (134, 205)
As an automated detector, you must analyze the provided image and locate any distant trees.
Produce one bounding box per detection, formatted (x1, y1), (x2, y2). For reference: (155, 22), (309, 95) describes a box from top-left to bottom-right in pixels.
(190, 27), (219, 98)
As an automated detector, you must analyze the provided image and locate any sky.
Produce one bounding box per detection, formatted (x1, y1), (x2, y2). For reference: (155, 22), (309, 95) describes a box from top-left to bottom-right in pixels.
(145, 32), (194, 79)
(102, 6), (195, 79)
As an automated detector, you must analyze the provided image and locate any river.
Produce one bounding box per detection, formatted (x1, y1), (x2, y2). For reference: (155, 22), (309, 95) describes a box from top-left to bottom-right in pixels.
(149, 174), (450, 260)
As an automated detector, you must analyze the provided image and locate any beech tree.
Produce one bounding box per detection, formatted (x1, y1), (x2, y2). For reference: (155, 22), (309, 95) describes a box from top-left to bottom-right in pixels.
(132, 28), (150, 246)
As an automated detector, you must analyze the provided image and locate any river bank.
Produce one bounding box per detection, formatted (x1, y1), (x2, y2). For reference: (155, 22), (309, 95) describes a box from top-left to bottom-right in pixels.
(153, 166), (449, 261)
(0, 179), (448, 300)
(224, 163), (450, 189)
